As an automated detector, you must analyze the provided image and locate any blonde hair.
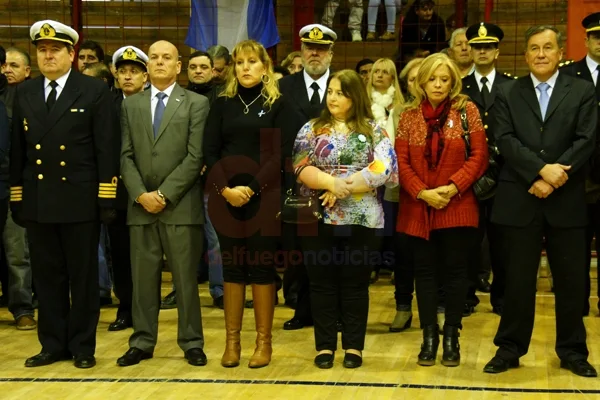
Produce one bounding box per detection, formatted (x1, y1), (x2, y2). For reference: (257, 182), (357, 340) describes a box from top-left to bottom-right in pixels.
(407, 53), (469, 110)
(221, 40), (280, 108)
(312, 70), (374, 137)
(366, 58), (405, 109)
(281, 51), (301, 69)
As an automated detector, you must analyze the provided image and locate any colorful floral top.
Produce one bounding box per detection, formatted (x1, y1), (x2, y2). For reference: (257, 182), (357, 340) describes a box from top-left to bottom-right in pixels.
(292, 120), (399, 229)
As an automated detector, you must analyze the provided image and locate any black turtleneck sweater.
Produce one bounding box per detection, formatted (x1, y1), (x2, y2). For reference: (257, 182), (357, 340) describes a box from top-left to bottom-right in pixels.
(204, 83), (296, 194)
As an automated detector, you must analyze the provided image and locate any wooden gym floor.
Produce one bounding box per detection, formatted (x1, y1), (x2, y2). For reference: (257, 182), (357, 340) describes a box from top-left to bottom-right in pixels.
(0, 263), (599, 400)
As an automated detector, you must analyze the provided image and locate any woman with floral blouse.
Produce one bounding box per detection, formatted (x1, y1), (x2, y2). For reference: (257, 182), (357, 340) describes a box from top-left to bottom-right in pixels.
(292, 69), (398, 369)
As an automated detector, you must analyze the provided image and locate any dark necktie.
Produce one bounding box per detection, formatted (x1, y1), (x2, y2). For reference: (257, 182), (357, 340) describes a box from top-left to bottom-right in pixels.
(596, 64), (600, 102)
(480, 76), (491, 108)
(46, 81), (58, 111)
(310, 82), (320, 106)
(153, 92), (167, 138)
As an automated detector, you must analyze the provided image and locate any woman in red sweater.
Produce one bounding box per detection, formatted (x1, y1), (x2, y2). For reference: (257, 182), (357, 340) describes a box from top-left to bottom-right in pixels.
(395, 53), (488, 367)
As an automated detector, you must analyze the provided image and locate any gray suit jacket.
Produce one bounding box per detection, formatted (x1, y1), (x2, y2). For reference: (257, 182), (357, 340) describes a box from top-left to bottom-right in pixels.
(120, 83), (209, 225)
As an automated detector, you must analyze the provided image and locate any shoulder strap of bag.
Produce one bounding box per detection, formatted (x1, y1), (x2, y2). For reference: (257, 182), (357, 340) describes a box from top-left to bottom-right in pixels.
(461, 107), (471, 158)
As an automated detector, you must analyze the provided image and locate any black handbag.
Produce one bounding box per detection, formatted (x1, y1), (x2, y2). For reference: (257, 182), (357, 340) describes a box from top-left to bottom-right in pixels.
(276, 165), (323, 224)
(461, 108), (501, 201)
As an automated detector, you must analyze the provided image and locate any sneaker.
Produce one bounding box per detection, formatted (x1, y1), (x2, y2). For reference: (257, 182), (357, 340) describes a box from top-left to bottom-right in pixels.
(351, 31), (362, 42)
(380, 31), (395, 41)
(366, 32), (377, 41)
(16, 315), (37, 331)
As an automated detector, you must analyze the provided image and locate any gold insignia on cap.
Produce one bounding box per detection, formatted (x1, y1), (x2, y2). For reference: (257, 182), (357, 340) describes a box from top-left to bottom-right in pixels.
(309, 27), (324, 41)
(123, 48), (137, 61)
(478, 23), (487, 38)
(40, 23), (56, 39)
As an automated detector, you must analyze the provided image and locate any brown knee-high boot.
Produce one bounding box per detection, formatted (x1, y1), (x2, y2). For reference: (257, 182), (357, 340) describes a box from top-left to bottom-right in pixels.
(248, 283), (275, 368)
(221, 282), (246, 367)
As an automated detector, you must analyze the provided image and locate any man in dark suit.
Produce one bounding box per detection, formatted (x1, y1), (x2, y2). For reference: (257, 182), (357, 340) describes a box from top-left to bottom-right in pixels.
(484, 25), (597, 377)
(278, 24), (336, 331)
(117, 40), (209, 367)
(10, 20), (120, 369)
(560, 12), (600, 317)
(104, 45), (149, 332)
(461, 23), (515, 317)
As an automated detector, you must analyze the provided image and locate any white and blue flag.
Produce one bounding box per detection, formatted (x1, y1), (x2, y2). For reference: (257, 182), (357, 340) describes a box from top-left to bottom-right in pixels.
(185, 0), (280, 51)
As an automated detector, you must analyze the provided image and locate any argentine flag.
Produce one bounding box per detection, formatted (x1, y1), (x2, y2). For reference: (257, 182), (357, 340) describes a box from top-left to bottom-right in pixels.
(185, 0), (280, 52)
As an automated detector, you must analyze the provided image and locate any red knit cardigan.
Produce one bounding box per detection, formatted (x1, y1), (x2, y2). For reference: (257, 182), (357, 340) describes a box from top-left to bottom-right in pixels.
(395, 100), (488, 240)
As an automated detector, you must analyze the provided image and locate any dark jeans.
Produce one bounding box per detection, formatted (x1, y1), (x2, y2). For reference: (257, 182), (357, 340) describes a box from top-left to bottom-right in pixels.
(4, 207), (34, 319)
(301, 224), (382, 352)
(585, 201), (600, 314)
(410, 227), (476, 328)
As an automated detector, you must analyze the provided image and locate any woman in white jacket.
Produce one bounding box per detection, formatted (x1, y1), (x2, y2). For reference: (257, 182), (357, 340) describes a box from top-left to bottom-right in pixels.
(366, 58), (404, 284)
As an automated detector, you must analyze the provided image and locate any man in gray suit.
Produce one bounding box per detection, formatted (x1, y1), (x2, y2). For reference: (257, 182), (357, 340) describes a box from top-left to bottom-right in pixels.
(117, 40), (209, 367)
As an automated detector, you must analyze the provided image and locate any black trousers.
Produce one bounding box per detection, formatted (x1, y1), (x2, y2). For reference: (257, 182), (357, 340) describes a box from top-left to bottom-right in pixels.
(584, 201), (600, 314)
(493, 213), (589, 362)
(302, 224), (381, 352)
(210, 191), (279, 284)
(0, 199), (8, 297)
(107, 210), (132, 319)
(410, 227), (476, 328)
(465, 198), (504, 308)
(26, 220), (100, 356)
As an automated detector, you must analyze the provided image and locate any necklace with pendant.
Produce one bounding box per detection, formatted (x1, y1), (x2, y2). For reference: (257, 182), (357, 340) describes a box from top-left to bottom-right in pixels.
(238, 93), (263, 114)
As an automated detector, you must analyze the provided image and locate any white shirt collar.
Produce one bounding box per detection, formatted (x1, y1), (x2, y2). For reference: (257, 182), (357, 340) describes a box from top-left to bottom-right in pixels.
(530, 70), (559, 89)
(151, 82), (177, 99)
(586, 55), (599, 76)
(44, 68), (71, 89)
(474, 68), (496, 87)
(303, 69), (330, 96)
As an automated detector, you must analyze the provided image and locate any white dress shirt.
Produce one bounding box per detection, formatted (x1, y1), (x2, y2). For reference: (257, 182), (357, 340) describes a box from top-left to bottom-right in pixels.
(44, 69), (72, 101)
(530, 70), (559, 100)
(303, 69), (330, 103)
(150, 82), (176, 122)
(586, 55), (599, 86)
(474, 68), (497, 92)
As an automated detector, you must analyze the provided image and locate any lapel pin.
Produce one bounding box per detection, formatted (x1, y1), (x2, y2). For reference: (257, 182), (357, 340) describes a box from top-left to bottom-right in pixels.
(466, 85), (470, 89)
(258, 110), (266, 117)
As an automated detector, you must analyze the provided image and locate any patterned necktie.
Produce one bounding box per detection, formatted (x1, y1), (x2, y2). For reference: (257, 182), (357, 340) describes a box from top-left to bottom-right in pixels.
(480, 76), (491, 108)
(537, 82), (550, 120)
(310, 82), (320, 106)
(153, 92), (167, 138)
(46, 81), (58, 111)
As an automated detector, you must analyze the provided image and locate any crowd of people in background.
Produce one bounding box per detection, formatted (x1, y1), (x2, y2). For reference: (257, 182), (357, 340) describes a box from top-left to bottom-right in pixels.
(0, 1), (599, 381)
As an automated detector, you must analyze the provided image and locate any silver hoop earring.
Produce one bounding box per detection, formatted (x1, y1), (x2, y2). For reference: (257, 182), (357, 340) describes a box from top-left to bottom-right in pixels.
(261, 74), (271, 84)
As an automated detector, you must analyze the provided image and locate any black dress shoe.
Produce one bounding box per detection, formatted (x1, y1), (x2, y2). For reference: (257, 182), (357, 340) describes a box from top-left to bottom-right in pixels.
(463, 304), (475, 317)
(343, 352), (362, 368)
(185, 348), (207, 366)
(161, 291), (177, 309)
(74, 355), (96, 369)
(477, 278), (491, 293)
(283, 317), (311, 330)
(100, 296), (113, 307)
(560, 359), (597, 377)
(213, 296), (224, 309)
(108, 317), (133, 331)
(314, 352), (334, 369)
(117, 348), (153, 367)
(483, 356), (519, 373)
(25, 352), (70, 367)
